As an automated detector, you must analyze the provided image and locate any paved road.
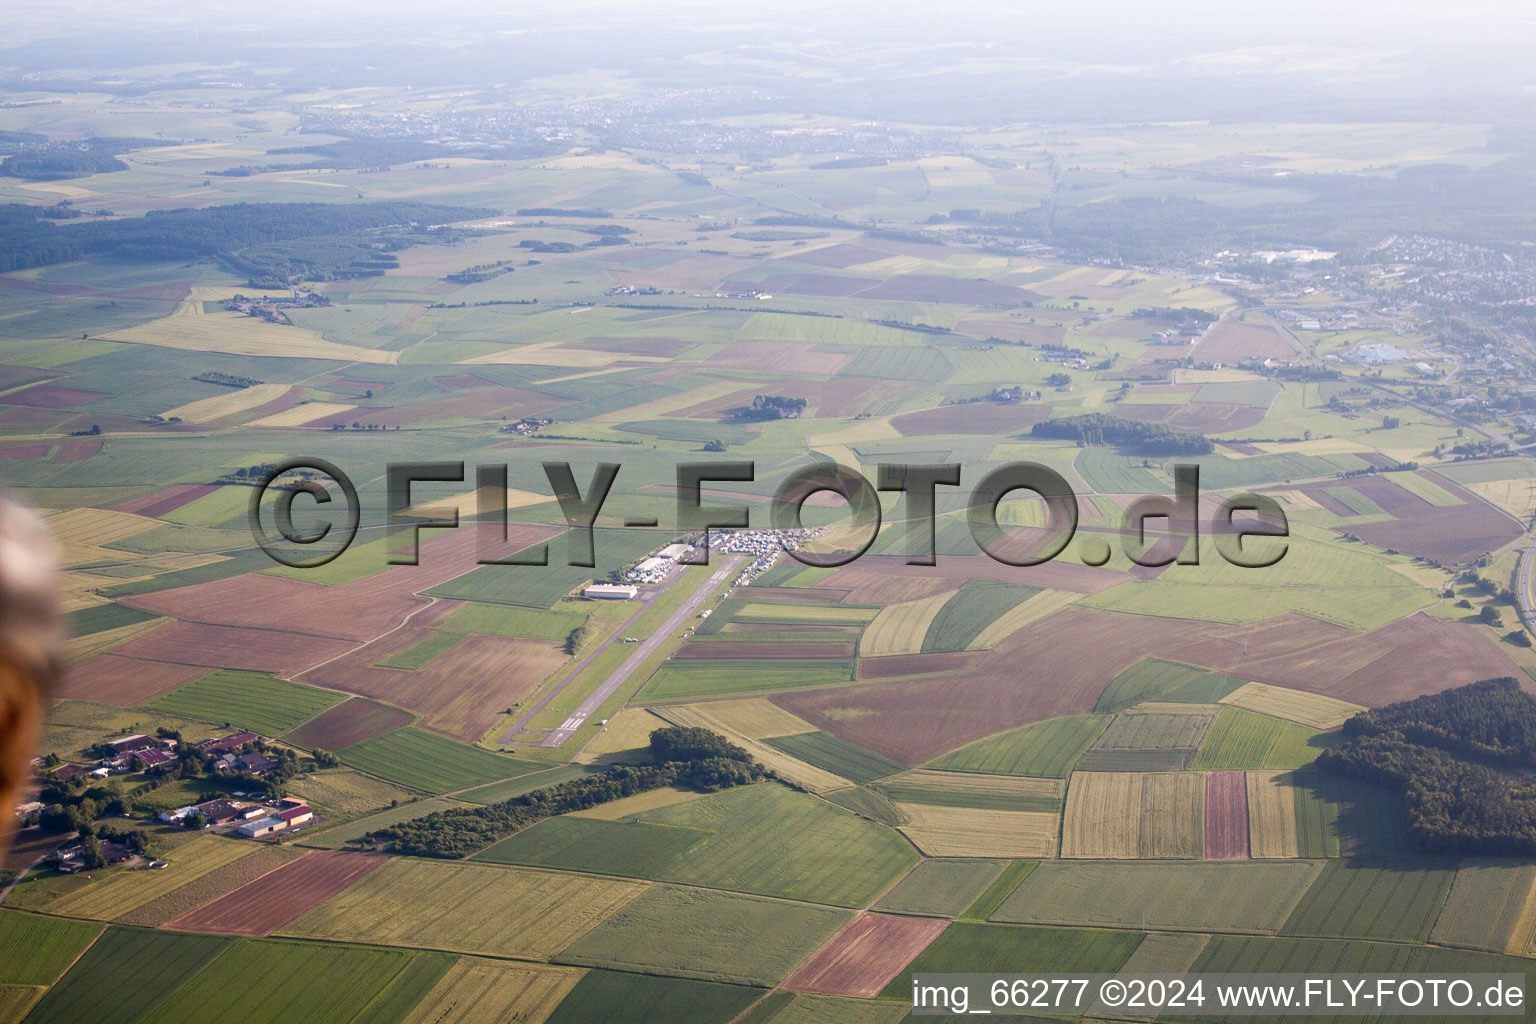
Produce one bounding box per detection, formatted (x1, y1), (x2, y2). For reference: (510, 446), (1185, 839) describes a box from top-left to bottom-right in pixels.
(506, 556), (741, 748)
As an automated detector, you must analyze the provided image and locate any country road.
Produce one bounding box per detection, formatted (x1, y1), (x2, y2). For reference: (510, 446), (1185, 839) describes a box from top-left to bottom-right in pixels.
(503, 555), (742, 748)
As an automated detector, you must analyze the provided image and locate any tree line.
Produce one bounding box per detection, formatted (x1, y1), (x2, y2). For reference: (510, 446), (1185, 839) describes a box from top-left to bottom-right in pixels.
(1030, 413), (1214, 455)
(364, 726), (769, 858)
(1317, 678), (1536, 854)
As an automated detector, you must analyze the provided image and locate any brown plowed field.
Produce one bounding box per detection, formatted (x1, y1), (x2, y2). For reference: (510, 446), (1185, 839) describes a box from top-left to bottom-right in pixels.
(305, 630), (565, 741)
(123, 523), (561, 641)
(114, 483), (218, 518)
(891, 402), (1052, 436)
(756, 274), (874, 298)
(4, 384), (106, 408)
(1165, 402), (1266, 433)
(1204, 770), (1250, 860)
(676, 641), (856, 660)
(62, 654), (209, 705)
(165, 849), (386, 936)
(1157, 612), (1520, 707)
(775, 606), (1207, 763)
(857, 652), (981, 680)
(54, 436), (104, 463)
(285, 697), (414, 749)
(1192, 322), (1295, 362)
(112, 622), (355, 676)
(783, 913), (949, 997)
(1338, 477), (1520, 563)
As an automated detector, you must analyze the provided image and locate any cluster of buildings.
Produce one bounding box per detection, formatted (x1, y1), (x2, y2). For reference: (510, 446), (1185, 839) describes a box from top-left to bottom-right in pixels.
(704, 528), (816, 586)
(625, 542), (695, 584)
(45, 730), (276, 786)
(161, 796), (313, 838)
(223, 291), (329, 324)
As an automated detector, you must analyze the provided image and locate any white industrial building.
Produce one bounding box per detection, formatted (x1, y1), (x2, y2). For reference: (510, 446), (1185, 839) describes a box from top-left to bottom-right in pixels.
(584, 583), (638, 600)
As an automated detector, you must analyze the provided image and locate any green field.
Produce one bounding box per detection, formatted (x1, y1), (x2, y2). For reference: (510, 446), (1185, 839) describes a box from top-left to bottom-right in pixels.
(929, 715), (1110, 777)
(143, 938), (454, 1024)
(821, 785), (904, 826)
(425, 528), (665, 608)
(338, 727), (537, 793)
(640, 659), (855, 701)
(25, 927), (230, 1024)
(378, 630), (465, 669)
(543, 969), (763, 1024)
(875, 859), (1008, 918)
(1281, 859), (1456, 942)
(145, 669), (344, 735)
(963, 861), (1039, 921)
(764, 731), (903, 784)
(1430, 860), (1536, 952)
(557, 885), (849, 986)
(0, 911), (103, 986)
(993, 860), (1324, 933)
(636, 782), (919, 907)
(456, 764), (603, 804)
(472, 816), (710, 877)
(1192, 707), (1336, 770)
(883, 922), (1143, 997)
(440, 601), (587, 641)
(1094, 658), (1246, 713)
(920, 582), (1040, 652)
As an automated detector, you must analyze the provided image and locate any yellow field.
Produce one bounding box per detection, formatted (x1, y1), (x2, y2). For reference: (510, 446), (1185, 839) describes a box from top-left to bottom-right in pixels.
(102, 288), (397, 363)
(967, 589), (1082, 649)
(1251, 438), (1371, 457)
(1389, 561), (1452, 589)
(1139, 772), (1204, 859)
(1062, 771), (1204, 859)
(1267, 489), (1324, 513)
(279, 859), (645, 959)
(656, 705), (853, 793)
(46, 836), (256, 920)
(1061, 772), (1142, 859)
(1389, 471), (1464, 508)
(575, 708), (672, 765)
(402, 958), (585, 1024)
(896, 804), (1059, 858)
(572, 786), (706, 820)
(884, 770), (1065, 802)
(1506, 874), (1536, 956)
(673, 698), (815, 740)
(247, 402), (356, 427)
(1220, 682), (1364, 730)
(46, 508), (160, 547)
(859, 591), (955, 657)
(403, 486), (552, 519)
(807, 418), (901, 449)
(0, 987), (43, 1021)
(461, 342), (656, 368)
(592, 381), (740, 423)
(160, 383), (291, 423)
(1246, 769), (1300, 858)
(64, 617), (166, 663)
(1466, 478), (1536, 520)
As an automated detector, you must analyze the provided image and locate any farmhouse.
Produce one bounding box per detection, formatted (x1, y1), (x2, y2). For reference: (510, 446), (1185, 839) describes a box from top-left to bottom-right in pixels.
(129, 748), (175, 770)
(197, 731), (260, 755)
(106, 734), (161, 754)
(584, 583), (638, 600)
(195, 798), (263, 824)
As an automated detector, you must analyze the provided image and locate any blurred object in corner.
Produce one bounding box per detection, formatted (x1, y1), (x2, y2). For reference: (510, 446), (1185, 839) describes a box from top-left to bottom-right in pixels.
(0, 496), (62, 857)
